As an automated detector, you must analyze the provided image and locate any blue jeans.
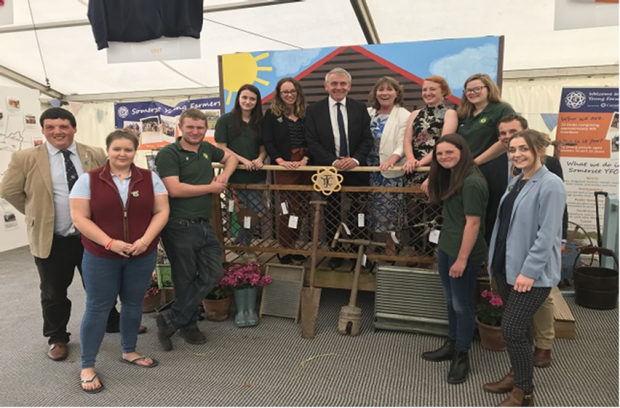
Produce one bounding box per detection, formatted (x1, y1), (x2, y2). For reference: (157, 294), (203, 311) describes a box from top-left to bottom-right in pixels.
(160, 219), (224, 330)
(80, 249), (156, 369)
(437, 249), (482, 352)
(233, 186), (265, 247)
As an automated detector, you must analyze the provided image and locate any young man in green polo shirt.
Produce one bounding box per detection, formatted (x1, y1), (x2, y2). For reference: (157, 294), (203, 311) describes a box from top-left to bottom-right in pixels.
(154, 108), (238, 351)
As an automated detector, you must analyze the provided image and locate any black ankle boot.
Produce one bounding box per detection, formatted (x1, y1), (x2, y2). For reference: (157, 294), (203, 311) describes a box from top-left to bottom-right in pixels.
(447, 350), (470, 384)
(421, 339), (455, 362)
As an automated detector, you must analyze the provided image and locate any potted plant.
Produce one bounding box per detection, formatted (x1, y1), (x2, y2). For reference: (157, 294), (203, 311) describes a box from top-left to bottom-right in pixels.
(476, 290), (507, 351)
(221, 261), (273, 327)
(202, 277), (234, 322)
(143, 271), (162, 313)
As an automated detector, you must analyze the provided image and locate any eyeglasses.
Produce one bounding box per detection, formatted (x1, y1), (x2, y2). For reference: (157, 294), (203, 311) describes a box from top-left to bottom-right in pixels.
(280, 90), (298, 95)
(464, 86), (487, 94)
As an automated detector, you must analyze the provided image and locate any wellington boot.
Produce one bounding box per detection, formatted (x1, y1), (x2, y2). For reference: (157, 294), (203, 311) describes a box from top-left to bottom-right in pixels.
(246, 288), (259, 327)
(421, 339), (455, 362)
(447, 350), (470, 384)
(497, 387), (534, 407)
(483, 368), (515, 394)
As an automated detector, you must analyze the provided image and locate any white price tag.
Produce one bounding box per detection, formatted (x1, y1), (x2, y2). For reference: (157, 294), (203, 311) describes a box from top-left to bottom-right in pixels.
(362, 254), (367, 266)
(429, 229), (440, 244)
(341, 223), (351, 235)
(288, 215), (299, 229)
(358, 213), (365, 227)
(228, 200), (235, 213)
(390, 231), (400, 244)
(281, 202), (289, 215)
(243, 216), (252, 229)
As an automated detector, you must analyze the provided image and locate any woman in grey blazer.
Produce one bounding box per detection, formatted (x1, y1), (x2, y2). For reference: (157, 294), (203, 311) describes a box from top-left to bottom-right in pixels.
(485, 129), (566, 406)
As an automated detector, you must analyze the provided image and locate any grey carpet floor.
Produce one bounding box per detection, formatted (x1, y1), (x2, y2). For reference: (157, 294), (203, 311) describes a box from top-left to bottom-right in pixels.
(0, 245), (618, 407)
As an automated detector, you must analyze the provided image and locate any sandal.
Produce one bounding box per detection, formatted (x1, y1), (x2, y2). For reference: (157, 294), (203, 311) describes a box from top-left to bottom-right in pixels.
(121, 356), (159, 368)
(81, 374), (104, 394)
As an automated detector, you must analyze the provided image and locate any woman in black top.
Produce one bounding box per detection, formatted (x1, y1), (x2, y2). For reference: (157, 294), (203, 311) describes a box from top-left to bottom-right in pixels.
(262, 77), (311, 264)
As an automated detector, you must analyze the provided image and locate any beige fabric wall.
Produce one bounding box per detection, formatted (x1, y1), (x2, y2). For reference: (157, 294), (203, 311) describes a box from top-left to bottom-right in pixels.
(68, 73), (619, 165)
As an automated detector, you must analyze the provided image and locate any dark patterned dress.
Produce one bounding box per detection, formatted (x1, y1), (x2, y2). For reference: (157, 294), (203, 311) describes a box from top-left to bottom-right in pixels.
(407, 104), (448, 185)
(368, 113), (405, 233)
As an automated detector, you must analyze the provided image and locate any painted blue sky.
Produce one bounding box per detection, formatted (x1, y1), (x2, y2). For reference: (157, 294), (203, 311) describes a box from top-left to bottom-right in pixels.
(222, 36), (501, 112)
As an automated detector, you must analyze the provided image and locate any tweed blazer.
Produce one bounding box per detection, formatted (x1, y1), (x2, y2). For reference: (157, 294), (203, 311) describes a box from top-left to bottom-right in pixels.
(1, 142), (106, 258)
(488, 166), (566, 287)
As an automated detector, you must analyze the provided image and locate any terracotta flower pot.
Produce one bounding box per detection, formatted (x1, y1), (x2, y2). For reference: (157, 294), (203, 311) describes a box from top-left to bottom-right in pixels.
(476, 317), (507, 351)
(202, 297), (232, 322)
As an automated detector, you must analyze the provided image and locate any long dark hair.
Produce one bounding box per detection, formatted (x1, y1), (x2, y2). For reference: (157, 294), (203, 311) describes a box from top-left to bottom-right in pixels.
(428, 133), (480, 204)
(232, 84), (263, 138)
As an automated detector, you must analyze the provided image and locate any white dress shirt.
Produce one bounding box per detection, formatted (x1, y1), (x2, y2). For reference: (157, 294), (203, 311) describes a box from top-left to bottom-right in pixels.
(328, 96), (349, 157)
(46, 141), (84, 236)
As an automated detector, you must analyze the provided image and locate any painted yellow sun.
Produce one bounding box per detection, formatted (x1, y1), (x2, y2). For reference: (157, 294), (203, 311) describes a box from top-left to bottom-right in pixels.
(222, 52), (273, 105)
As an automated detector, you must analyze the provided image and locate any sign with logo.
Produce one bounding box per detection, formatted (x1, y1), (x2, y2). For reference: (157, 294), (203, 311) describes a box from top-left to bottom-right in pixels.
(114, 98), (220, 150)
(311, 167), (343, 196)
(556, 87), (619, 233)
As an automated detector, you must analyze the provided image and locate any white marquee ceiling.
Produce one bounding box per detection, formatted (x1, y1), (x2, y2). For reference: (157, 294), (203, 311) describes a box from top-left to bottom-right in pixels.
(0, 0), (617, 101)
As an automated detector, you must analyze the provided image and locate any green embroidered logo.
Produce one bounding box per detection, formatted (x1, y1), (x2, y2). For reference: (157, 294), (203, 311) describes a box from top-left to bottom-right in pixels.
(277, 117), (283, 123)
(131, 191), (139, 197)
(203, 153), (209, 160)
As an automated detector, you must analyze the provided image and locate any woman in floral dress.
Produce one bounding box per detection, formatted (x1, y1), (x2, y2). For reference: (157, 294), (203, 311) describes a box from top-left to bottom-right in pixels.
(402, 76), (458, 256)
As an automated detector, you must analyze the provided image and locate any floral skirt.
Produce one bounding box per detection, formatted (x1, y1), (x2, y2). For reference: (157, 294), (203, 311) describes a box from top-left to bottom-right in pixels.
(368, 172), (405, 233)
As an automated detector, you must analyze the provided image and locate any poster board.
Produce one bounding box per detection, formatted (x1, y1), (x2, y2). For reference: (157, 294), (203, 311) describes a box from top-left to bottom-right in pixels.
(556, 87), (619, 234)
(114, 97), (220, 150)
(0, 86), (40, 253)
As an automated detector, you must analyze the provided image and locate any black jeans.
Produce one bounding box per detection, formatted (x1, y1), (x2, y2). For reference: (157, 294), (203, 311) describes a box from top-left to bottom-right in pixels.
(34, 235), (120, 344)
(160, 219), (224, 330)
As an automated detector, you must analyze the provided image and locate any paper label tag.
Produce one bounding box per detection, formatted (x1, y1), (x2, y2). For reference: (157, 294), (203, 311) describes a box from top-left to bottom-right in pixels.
(243, 216), (251, 229)
(288, 215), (299, 229)
(358, 213), (365, 227)
(341, 223), (351, 235)
(228, 200), (235, 213)
(429, 229), (440, 244)
(390, 231), (399, 244)
(281, 202), (289, 215)
(362, 254), (367, 266)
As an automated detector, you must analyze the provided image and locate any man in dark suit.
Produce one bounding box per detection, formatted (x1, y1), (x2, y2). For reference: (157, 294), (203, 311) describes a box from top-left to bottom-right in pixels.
(479, 114), (566, 374)
(306, 67), (373, 269)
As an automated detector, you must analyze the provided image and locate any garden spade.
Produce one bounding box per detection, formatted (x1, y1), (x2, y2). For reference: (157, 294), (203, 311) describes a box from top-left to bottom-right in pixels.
(335, 238), (385, 336)
(301, 200), (325, 339)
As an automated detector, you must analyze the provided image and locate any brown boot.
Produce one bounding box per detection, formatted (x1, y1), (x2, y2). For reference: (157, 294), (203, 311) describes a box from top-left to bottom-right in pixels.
(533, 347), (551, 368)
(497, 387), (534, 407)
(483, 368), (514, 393)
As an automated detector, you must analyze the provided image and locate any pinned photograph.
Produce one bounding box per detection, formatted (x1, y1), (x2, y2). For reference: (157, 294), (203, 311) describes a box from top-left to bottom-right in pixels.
(4, 211), (18, 231)
(123, 121), (141, 138)
(7, 97), (20, 110)
(205, 110), (220, 137)
(160, 114), (178, 142)
(139, 116), (162, 145)
(25, 114), (36, 126)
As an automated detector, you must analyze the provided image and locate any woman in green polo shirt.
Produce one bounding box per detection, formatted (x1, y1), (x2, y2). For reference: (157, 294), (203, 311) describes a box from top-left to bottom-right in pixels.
(215, 84), (268, 250)
(422, 133), (488, 385)
(456, 73), (515, 165)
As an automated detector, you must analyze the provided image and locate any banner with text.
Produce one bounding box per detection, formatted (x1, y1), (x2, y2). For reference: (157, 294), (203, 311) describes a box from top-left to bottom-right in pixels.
(114, 98), (220, 150)
(556, 87), (619, 234)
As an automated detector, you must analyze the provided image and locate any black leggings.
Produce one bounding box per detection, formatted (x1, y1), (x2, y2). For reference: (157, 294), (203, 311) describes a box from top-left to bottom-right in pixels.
(495, 273), (551, 394)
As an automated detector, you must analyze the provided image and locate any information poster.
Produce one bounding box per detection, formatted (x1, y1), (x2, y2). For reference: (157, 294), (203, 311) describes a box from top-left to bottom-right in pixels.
(556, 87), (619, 234)
(0, 86), (40, 253)
(114, 97), (220, 150)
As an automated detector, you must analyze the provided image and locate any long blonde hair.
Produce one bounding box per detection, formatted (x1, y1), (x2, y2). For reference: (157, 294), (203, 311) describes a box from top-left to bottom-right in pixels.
(456, 73), (504, 120)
